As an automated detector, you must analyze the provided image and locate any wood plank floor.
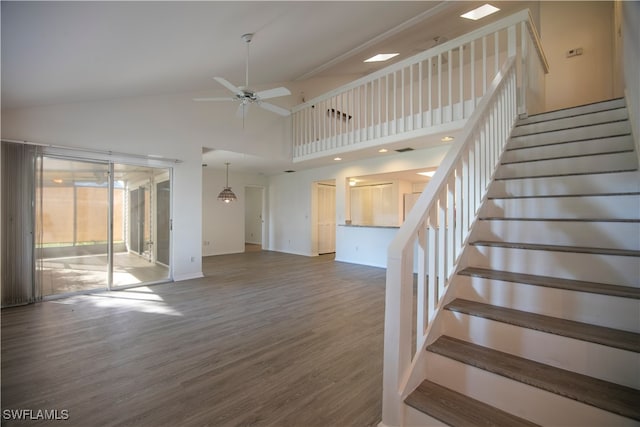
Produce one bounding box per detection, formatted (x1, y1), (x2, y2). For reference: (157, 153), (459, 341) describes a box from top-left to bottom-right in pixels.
(1, 251), (386, 426)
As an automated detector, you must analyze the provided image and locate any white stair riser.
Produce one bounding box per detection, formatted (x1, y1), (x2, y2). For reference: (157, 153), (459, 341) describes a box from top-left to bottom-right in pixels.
(513, 108), (628, 137)
(424, 353), (637, 426)
(473, 220), (640, 251)
(481, 195), (640, 220)
(442, 311), (640, 389)
(495, 152), (637, 179)
(488, 171), (640, 198)
(518, 99), (626, 126)
(455, 275), (640, 332)
(509, 121), (631, 150)
(404, 405), (447, 427)
(467, 245), (640, 287)
(502, 135), (634, 163)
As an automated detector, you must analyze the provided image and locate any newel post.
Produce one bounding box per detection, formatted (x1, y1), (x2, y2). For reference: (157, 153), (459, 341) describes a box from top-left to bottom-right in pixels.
(380, 244), (414, 427)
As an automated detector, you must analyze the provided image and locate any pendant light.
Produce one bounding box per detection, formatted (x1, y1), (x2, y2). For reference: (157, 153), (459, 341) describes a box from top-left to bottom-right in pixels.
(217, 162), (237, 203)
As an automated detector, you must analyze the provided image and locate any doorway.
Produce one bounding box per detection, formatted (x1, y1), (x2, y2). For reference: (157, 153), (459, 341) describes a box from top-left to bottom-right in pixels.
(38, 158), (110, 294)
(37, 157), (172, 295)
(245, 186), (264, 251)
(316, 182), (336, 255)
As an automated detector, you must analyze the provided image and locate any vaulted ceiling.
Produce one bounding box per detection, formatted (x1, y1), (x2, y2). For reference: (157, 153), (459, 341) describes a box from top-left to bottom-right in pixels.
(2, 1), (538, 175)
(2, 1), (537, 110)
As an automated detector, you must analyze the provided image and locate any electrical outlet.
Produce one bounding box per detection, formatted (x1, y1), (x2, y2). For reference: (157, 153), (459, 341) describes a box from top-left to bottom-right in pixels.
(566, 47), (584, 58)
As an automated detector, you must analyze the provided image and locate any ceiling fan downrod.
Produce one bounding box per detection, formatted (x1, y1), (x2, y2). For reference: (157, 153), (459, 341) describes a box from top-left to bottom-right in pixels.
(241, 33), (253, 88)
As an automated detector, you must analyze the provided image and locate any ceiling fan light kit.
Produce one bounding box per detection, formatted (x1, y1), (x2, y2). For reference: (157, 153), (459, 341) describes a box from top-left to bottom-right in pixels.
(194, 33), (291, 123)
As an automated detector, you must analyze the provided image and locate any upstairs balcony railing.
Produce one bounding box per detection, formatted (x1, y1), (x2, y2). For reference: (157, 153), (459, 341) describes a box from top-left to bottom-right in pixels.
(291, 9), (547, 162)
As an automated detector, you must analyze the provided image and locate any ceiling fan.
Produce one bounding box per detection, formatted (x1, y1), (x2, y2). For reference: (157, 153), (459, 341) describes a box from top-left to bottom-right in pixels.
(194, 33), (291, 122)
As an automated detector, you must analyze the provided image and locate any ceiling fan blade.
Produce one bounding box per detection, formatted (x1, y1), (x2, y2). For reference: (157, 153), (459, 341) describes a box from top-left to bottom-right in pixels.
(193, 97), (236, 102)
(213, 77), (243, 96)
(255, 86), (291, 100)
(259, 102), (291, 117)
(236, 103), (250, 119)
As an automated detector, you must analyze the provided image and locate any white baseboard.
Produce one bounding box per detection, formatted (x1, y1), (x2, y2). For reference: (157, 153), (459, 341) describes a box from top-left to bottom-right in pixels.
(173, 272), (204, 281)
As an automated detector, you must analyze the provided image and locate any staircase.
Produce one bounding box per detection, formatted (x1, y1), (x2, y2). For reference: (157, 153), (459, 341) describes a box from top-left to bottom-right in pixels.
(404, 98), (640, 426)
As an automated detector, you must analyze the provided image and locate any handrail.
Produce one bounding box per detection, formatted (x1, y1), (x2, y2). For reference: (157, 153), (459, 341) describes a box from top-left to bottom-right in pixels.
(291, 9), (548, 161)
(522, 9), (549, 74)
(387, 59), (514, 254)
(380, 56), (519, 427)
(293, 9), (539, 113)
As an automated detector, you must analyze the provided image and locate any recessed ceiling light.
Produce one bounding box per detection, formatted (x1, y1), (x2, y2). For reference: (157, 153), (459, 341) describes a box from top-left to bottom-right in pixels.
(417, 171), (436, 178)
(334, 157), (342, 161)
(461, 4), (500, 20)
(364, 53), (400, 63)
(441, 136), (454, 142)
(378, 148), (388, 153)
(52, 178), (63, 184)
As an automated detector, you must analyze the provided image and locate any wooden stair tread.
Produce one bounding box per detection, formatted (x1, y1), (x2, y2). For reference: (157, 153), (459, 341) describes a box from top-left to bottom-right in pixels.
(427, 336), (640, 421)
(494, 168), (639, 180)
(445, 298), (640, 353)
(459, 267), (640, 300)
(511, 120), (629, 142)
(508, 132), (632, 147)
(479, 217), (640, 223)
(516, 98), (625, 126)
(509, 120), (629, 141)
(405, 380), (540, 427)
(471, 240), (640, 257)
(501, 149), (634, 165)
(487, 192), (640, 199)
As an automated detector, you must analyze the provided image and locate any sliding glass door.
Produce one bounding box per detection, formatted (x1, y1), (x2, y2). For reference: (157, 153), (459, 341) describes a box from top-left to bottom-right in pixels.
(36, 156), (171, 296)
(111, 164), (170, 287)
(38, 157), (110, 295)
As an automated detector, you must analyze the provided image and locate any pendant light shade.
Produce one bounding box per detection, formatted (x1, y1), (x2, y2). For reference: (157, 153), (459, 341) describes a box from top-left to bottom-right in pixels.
(217, 163), (237, 203)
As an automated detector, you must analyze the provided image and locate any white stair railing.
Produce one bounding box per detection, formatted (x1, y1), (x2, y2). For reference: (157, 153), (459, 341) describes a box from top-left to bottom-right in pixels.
(380, 56), (519, 427)
(291, 9), (547, 162)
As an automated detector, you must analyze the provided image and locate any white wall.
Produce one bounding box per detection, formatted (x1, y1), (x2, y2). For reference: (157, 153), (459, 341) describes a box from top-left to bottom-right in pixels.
(0, 67), (365, 274)
(621, 1), (640, 159)
(540, 1), (615, 111)
(267, 144), (449, 266)
(0, 89), (289, 280)
(202, 168), (267, 256)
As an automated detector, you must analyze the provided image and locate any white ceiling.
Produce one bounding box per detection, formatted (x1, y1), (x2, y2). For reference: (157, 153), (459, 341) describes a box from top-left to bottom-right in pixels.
(2, 1), (537, 173)
(1, 1), (447, 109)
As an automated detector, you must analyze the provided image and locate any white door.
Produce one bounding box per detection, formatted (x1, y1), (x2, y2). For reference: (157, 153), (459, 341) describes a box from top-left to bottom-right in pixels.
(245, 187), (263, 246)
(317, 184), (336, 254)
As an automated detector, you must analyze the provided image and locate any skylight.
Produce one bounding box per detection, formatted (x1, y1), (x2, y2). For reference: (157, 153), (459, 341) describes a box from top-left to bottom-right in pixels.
(364, 53), (400, 63)
(461, 4), (500, 20)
